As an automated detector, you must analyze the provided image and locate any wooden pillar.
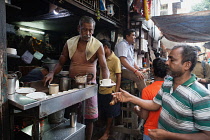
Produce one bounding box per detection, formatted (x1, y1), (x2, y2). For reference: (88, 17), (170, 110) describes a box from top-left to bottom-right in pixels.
(0, 0), (9, 139)
(127, 1), (131, 29)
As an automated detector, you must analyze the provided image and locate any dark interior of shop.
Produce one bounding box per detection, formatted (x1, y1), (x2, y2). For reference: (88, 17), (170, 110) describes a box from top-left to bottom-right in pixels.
(6, 0), (127, 75)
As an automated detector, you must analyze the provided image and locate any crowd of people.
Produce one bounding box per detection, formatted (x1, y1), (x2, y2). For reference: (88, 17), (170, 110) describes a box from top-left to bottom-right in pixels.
(41, 15), (210, 140)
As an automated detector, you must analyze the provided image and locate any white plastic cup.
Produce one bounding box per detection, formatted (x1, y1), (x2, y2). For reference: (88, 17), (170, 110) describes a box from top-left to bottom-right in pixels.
(7, 48), (17, 55)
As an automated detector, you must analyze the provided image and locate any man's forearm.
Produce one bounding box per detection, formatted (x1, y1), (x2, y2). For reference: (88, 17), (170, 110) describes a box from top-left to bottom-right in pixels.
(141, 109), (149, 120)
(101, 67), (110, 79)
(115, 74), (121, 92)
(51, 53), (68, 75)
(129, 95), (160, 111)
(120, 57), (136, 72)
(51, 63), (63, 75)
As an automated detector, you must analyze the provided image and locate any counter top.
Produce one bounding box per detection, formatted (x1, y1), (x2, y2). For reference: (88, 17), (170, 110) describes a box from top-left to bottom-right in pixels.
(21, 119), (85, 140)
(8, 84), (98, 118)
(8, 93), (40, 110)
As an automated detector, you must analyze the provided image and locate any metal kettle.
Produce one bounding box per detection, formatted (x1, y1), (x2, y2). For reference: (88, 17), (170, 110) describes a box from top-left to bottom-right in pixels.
(7, 71), (22, 95)
(75, 73), (94, 84)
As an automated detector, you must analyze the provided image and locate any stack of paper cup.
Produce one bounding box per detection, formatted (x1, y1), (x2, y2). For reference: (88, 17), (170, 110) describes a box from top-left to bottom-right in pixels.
(7, 48), (17, 55)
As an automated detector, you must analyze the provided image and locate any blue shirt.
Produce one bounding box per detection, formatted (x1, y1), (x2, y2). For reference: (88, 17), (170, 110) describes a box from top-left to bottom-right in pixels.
(114, 39), (135, 69)
(21, 67), (44, 82)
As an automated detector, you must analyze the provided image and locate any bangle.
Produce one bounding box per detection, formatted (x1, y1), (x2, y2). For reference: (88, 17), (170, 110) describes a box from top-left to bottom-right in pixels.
(133, 69), (138, 74)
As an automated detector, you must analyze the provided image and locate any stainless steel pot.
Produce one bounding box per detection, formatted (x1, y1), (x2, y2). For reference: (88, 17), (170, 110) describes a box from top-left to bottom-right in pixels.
(59, 77), (71, 91)
(59, 71), (69, 77)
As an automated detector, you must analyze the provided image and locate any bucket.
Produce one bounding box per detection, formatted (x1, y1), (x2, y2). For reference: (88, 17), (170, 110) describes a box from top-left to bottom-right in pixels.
(48, 109), (65, 124)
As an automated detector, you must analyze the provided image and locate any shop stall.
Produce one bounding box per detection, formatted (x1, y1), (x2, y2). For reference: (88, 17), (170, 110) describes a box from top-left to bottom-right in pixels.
(1, 0), (159, 139)
(9, 83), (97, 140)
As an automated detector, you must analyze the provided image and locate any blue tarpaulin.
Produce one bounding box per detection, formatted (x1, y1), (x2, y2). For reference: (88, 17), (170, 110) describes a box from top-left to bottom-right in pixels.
(152, 10), (210, 43)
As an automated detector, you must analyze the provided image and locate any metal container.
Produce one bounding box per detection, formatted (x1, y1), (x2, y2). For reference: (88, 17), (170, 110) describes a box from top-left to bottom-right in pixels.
(59, 71), (69, 77)
(75, 73), (94, 84)
(69, 112), (77, 127)
(7, 75), (16, 95)
(59, 77), (71, 91)
(7, 71), (22, 95)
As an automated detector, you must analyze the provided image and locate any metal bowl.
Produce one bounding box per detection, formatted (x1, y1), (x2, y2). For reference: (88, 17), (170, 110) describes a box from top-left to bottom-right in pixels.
(59, 71), (69, 76)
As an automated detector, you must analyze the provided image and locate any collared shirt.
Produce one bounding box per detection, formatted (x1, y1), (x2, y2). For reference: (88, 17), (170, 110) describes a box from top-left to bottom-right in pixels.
(99, 52), (121, 94)
(154, 74), (210, 133)
(192, 61), (210, 83)
(114, 39), (135, 69)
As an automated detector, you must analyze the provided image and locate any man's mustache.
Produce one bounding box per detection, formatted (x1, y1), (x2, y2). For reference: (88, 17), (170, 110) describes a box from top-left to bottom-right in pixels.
(198, 53), (205, 56)
(83, 35), (91, 38)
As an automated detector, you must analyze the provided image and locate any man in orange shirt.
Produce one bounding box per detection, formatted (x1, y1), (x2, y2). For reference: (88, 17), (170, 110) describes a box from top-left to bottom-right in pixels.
(134, 57), (167, 140)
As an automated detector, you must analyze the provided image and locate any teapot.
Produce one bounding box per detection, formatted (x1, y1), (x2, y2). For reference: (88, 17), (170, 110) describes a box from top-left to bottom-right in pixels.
(75, 73), (94, 84)
(7, 71), (22, 95)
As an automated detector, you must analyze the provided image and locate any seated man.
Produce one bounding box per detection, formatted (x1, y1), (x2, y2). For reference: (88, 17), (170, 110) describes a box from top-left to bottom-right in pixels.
(114, 29), (146, 95)
(20, 66), (49, 82)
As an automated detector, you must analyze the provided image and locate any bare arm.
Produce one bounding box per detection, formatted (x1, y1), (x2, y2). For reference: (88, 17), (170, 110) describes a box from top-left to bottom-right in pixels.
(53, 44), (69, 74)
(140, 88), (150, 122)
(149, 129), (210, 140)
(97, 45), (109, 79)
(112, 88), (160, 111)
(120, 56), (136, 72)
(44, 43), (69, 85)
(115, 73), (121, 92)
(120, 57), (144, 79)
(141, 109), (149, 120)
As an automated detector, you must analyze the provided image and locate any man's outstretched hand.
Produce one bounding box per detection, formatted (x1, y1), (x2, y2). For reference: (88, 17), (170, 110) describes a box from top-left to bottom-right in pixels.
(111, 88), (132, 103)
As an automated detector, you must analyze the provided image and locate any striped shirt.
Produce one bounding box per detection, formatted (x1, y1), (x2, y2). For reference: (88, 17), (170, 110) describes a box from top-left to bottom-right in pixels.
(154, 74), (210, 133)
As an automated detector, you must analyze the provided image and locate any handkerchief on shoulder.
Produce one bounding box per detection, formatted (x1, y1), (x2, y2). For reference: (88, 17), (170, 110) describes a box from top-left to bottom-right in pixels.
(67, 35), (102, 60)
